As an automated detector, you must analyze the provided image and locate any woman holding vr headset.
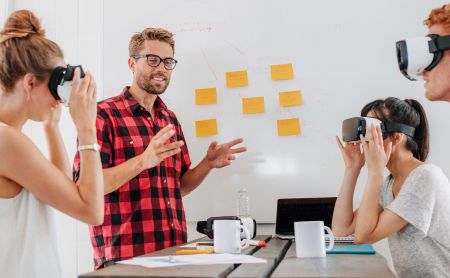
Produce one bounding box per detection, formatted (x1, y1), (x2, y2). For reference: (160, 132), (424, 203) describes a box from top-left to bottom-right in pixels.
(0, 10), (103, 278)
(332, 97), (450, 277)
(0, 11), (178, 277)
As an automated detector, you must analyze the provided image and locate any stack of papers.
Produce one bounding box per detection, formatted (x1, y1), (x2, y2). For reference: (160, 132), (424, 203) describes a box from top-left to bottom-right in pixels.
(118, 253), (267, 268)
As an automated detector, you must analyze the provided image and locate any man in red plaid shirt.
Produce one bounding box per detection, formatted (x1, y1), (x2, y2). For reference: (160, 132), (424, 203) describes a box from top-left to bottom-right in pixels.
(73, 27), (246, 269)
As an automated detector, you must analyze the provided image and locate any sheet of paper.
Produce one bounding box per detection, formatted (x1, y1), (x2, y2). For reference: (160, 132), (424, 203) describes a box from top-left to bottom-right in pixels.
(195, 119), (218, 137)
(271, 63), (294, 80)
(242, 97), (265, 114)
(181, 243), (198, 248)
(279, 90), (302, 107)
(226, 70), (249, 88)
(118, 254), (267, 268)
(195, 88), (217, 105)
(277, 118), (301, 136)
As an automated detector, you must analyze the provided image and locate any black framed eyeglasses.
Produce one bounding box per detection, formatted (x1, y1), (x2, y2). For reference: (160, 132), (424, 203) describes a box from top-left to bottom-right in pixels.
(132, 53), (178, 70)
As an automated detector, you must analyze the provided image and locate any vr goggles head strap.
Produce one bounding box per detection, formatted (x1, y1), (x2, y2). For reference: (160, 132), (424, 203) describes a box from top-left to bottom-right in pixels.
(428, 34), (450, 53)
(425, 34), (450, 72)
(382, 122), (415, 138)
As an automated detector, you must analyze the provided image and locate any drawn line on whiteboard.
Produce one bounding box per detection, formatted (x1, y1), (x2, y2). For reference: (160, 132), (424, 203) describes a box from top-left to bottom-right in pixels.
(223, 39), (245, 56)
(201, 50), (218, 81)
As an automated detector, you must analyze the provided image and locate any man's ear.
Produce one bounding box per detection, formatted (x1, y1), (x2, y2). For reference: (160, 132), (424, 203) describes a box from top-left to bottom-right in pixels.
(128, 57), (136, 74)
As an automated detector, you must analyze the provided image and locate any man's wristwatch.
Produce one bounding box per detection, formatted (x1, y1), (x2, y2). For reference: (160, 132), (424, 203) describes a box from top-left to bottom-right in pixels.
(78, 143), (100, 152)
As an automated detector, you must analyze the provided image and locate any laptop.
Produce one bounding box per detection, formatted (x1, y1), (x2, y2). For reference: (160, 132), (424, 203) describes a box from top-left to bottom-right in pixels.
(275, 197), (353, 242)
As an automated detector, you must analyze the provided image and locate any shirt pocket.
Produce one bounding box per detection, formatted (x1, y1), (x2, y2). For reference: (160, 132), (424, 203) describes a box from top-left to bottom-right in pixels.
(114, 135), (146, 162)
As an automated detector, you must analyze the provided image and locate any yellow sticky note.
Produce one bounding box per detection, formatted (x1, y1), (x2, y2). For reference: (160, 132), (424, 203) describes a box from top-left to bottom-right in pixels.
(279, 90), (302, 107)
(195, 88), (217, 105)
(242, 97), (265, 114)
(277, 118), (301, 136)
(271, 64), (294, 81)
(195, 119), (218, 137)
(226, 70), (248, 88)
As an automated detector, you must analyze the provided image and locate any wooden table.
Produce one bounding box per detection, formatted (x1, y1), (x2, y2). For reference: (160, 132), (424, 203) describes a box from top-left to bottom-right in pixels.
(271, 242), (395, 278)
(79, 236), (395, 278)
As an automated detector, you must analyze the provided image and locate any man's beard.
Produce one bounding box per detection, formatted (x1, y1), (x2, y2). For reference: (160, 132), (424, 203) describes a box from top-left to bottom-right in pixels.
(137, 73), (170, 95)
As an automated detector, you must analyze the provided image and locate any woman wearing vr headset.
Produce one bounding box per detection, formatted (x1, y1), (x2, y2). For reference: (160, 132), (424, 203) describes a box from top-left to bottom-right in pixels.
(332, 97), (450, 277)
(0, 10), (104, 277)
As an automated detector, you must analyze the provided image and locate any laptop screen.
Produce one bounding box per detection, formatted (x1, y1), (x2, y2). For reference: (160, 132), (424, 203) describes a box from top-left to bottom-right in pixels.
(275, 197), (337, 235)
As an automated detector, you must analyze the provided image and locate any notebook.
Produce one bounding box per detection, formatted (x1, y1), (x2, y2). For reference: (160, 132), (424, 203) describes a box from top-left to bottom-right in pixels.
(327, 244), (376, 254)
(275, 197), (354, 243)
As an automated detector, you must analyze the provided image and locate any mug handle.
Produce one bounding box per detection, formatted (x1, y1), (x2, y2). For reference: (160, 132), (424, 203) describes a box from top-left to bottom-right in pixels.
(324, 226), (334, 251)
(239, 225), (251, 249)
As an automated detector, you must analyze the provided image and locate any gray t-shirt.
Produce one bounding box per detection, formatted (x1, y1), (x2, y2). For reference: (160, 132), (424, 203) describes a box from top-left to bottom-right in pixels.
(380, 164), (450, 278)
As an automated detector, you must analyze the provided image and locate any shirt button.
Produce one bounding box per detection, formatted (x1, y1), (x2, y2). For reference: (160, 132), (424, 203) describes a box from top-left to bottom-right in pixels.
(163, 179), (167, 184)
(170, 222), (174, 228)
(167, 201), (170, 206)
(147, 117), (151, 121)
(129, 141), (133, 145)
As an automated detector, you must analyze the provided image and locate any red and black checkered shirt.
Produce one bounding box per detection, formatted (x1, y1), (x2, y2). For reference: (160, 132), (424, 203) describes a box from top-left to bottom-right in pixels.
(73, 87), (191, 269)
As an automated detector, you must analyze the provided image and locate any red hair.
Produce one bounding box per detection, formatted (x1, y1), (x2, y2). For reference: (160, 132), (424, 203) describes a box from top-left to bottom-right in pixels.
(424, 4), (450, 33)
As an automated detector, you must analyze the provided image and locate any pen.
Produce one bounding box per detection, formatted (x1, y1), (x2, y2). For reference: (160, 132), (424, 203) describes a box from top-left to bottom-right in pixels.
(196, 242), (213, 246)
(195, 242), (214, 251)
(247, 239), (266, 247)
(175, 249), (214, 255)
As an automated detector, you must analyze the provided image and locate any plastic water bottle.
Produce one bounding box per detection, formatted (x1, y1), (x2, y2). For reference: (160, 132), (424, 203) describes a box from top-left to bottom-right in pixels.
(237, 188), (250, 217)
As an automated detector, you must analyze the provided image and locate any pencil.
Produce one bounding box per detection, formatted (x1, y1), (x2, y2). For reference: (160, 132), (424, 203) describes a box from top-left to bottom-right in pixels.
(175, 249), (214, 255)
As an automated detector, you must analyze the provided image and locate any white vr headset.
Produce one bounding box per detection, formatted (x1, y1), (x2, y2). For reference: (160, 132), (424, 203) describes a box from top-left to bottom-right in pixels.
(48, 65), (85, 105)
(396, 34), (450, 80)
(342, 117), (415, 143)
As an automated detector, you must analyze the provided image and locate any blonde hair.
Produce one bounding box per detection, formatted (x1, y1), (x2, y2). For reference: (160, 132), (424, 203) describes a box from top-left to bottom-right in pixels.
(128, 27), (175, 57)
(424, 4), (450, 33)
(0, 10), (63, 92)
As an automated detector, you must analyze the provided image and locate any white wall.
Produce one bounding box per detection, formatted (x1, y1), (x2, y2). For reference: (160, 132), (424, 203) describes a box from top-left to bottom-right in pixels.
(0, 1), (10, 25)
(5, 0), (448, 276)
(103, 0), (450, 224)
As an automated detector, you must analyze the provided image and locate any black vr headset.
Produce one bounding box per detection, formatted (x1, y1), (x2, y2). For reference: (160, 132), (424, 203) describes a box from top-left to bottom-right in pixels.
(342, 117), (415, 142)
(196, 216), (257, 239)
(396, 34), (450, 80)
(48, 64), (85, 105)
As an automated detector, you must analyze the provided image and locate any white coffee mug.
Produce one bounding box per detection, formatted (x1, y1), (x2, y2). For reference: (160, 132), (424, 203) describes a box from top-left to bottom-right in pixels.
(214, 220), (250, 253)
(294, 221), (334, 258)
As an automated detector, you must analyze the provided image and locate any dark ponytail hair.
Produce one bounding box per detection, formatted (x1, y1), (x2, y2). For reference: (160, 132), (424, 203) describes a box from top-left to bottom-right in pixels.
(360, 97), (429, 161)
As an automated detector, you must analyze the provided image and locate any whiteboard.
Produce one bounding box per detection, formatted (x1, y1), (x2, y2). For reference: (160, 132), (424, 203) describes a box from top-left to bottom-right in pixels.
(103, 0), (450, 222)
